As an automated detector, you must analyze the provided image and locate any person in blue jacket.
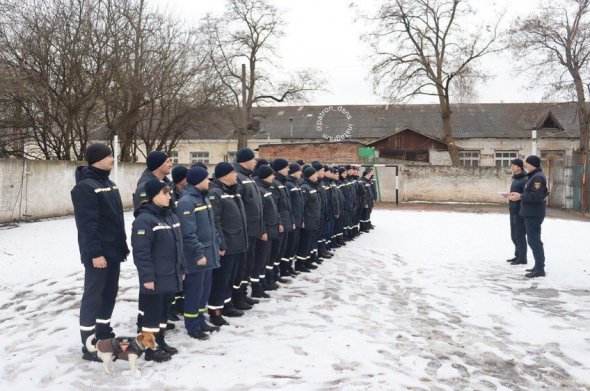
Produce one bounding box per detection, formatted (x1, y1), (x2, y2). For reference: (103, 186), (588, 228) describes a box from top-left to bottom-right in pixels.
(505, 159), (528, 266)
(71, 143), (129, 362)
(509, 155), (549, 278)
(176, 166), (222, 340)
(132, 179), (187, 362)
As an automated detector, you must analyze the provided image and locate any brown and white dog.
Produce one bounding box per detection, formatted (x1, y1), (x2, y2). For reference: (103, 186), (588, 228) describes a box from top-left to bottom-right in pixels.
(85, 332), (157, 375)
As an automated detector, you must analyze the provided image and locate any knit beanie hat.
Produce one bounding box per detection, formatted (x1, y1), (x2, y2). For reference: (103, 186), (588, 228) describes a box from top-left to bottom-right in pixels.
(85, 143), (112, 166)
(186, 166), (209, 185)
(146, 151), (169, 172)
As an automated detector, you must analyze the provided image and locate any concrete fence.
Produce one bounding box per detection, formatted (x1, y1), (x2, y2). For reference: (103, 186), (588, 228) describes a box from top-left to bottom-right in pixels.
(0, 159), (147, 223)
(0, 158), (515, 223)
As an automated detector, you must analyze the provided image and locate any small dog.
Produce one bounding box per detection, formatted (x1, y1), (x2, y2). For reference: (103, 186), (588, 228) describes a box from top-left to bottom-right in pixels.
(85, 332), (157, 375)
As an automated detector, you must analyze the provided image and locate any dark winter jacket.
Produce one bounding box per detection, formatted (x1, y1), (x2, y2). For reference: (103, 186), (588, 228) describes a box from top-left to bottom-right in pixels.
(337, 178), (351, 215)
(133, 169), (174, 210)
(255, 178), (280, 240)
(233, 163), (265, 238)
(509, 172), (528, 214)
(328, 179), (342, 217)
(317, 178), (328, 221)
(300, 177), (322, 230)
(132, 203), (186, 294)
(176, 185), (221, 273)
(273, 173), (294, 231)
(71, 166), (129, 265)
(362, 177), (375, 209)
(520, 168), (549, 218)
(286, 175), (304, 228)
(208, 179), (249, 255)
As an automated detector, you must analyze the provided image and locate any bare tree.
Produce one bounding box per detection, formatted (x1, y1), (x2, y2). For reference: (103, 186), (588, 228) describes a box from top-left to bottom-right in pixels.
(367, 0), (501, 166)
(509, 0), (590, 211)
(203, 0), (322, 149)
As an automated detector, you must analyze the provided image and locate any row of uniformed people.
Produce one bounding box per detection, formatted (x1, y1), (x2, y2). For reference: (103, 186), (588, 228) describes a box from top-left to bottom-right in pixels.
(72, 144), (377, 363)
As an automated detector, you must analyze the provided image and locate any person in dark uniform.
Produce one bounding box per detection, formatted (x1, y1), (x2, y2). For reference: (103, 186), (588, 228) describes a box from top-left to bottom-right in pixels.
(311, 162), (327, 264)
(169, 165), (189, 320)
(253, 165), (280, 294)
(505, 159), (528, 266)
(334, 167), (349, 246)
(133, 151), (174, 210)
(132, 179), (186, 362)
(360, 168), (375, 232)
(71, 143), (130, 362)
(296, 166), (321, 272)
(328, 167), (344, 248)
(176, 166), (222, 340)
(271, 158), (295, 281)
(207, 163), (249, 325)
(285, 163), (304, 275)
(232, 148), (265, 310)
(171, 166), (189, 205)
(508, 155), (549, 278)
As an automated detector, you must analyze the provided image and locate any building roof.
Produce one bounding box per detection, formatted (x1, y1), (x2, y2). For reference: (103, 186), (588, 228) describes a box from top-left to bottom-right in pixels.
(249, 102), (582, 140)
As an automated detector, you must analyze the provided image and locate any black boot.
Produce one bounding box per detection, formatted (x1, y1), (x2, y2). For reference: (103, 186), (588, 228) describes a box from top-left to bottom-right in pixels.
(509, 260), (527, 265)
(157, 330), (178, 356)
(295, 260), (311, 273)
(244, 296), (259, 305)
(526, 270), (546, 278)
(209, 310), (229, 326)
(305, 260), (318, 270)
(201, 321), (220, 333)
(233, 298), (253, 311)
(251, 283), (271, 298)
(506, 257), (517, 263)
(222, 303), (245, 317)
(188, 330), (210, 340)
(144, 348), (171, 362)
(81, 346), (102, 363)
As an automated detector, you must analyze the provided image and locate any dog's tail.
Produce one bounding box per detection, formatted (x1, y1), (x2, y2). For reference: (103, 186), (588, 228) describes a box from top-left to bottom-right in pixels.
(85, 334), (98, 353)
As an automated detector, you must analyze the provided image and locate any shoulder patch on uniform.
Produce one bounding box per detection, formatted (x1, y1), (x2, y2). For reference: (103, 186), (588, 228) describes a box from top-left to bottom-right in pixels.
(137, 229), (146, 236)
(534, 181), (542, 190)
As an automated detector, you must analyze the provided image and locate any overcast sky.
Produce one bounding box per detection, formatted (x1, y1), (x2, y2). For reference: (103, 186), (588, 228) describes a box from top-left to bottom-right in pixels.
(156, 0), (550, 106)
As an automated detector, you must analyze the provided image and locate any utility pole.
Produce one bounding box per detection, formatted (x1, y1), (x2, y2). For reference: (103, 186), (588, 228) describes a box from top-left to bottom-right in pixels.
(240, 63), (248, 149)
(289, 117), (293, 143)
(532, 128), (538, 156)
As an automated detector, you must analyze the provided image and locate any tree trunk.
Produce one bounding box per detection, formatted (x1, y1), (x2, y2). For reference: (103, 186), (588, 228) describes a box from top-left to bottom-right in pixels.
(438, 97), (460, 166)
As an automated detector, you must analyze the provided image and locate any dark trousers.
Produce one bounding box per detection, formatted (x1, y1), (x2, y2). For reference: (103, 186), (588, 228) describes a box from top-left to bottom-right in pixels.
(251, 238), (271, 284)
(297, 228), (317, 261)
(525, 216), (545, 271)
(361, 207), (371, 231)
(233, 237), (257, 299)
(137, 292), (174, 332)
(183, 270), (213, 333)
(268, 234), (284, 275)
(79, 261), (120, 344)
(209, 253), (242, 310)
(510, 212), (528, 262)
(284, 228), (301, 265)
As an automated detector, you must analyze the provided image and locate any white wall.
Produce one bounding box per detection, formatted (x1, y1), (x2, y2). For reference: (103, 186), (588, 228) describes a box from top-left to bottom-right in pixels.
(0, 159), (147, 223)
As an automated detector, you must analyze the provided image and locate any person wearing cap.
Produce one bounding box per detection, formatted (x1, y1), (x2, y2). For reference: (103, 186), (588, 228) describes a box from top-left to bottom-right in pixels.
(207, 162), (249, 325)
(508, 155), (549, 278)
(310, 162), (327, 264)
(232, 148), (265, 310)
(176, 167), (222, 340)
(171, 166), (189, 205)
(270, 158), (295, 281)
(169, 165), (189, 320)
(133, 150), (174, 210)
(71, 143), (130, 362)
(253, 165), (280, 296)
(296, 166), (322, 272)
(352, 166), (366, 238)
(505, 159), (528, 266)
(360, 168), (375, 232)
(132, 179), (187, 362)
(334, 167), (349, 246)
(343, 164), (356, 240)
(285, 163), (305, 276)
(328, 167), (344, 246)
(323, 165), (341, 256)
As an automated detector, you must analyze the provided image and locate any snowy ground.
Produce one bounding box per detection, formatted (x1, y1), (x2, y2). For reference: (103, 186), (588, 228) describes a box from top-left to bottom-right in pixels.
(1, 209), (589, 390)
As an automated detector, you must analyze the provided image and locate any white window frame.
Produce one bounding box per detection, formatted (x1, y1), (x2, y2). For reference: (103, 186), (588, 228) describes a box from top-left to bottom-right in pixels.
(541, 150), (565, 165)
(169, 151), (179, 164)
(459, 151), (480, 167)
(494, 150), (518, 168)
(226, 151), (237, 162)
(190, 151), (210, 164)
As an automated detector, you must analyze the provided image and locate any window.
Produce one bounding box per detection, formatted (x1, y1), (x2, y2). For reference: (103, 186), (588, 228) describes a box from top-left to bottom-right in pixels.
(226, 151), (237, 162)
(169, 151), (178, 164)
(541, 150), (565, 165)
(190, 151), (209, 164)
(494, 151), (518, 168)
(459, 151), (480, 167)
